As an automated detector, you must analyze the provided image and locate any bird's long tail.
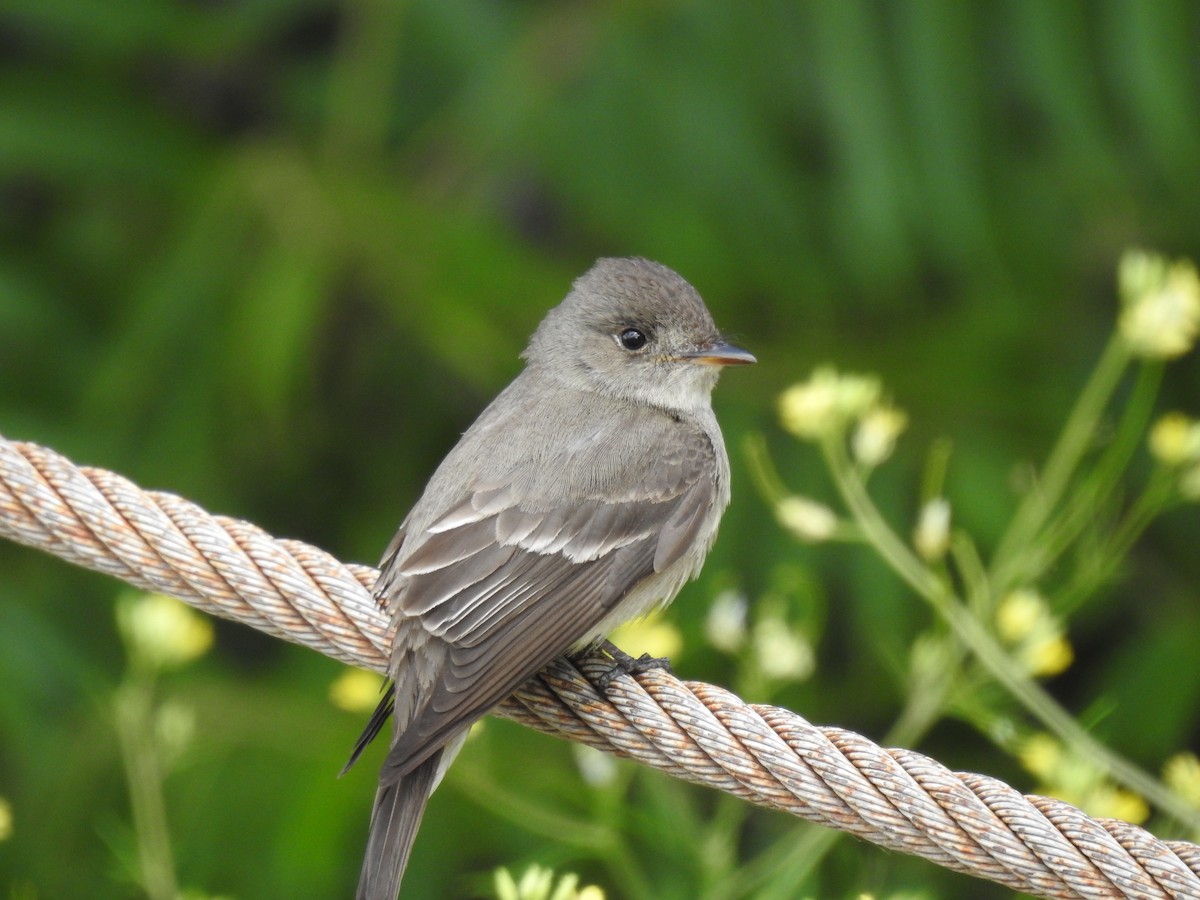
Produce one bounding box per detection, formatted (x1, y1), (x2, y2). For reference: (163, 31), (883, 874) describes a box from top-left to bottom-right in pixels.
(356, 749), (441, 900)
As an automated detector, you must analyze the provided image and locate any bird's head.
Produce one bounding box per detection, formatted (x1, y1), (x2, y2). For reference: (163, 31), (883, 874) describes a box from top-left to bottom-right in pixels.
(524, 257), (754, 413)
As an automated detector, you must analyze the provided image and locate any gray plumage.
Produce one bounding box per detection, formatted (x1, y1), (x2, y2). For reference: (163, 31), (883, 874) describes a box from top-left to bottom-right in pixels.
(353, 257), (753, 899)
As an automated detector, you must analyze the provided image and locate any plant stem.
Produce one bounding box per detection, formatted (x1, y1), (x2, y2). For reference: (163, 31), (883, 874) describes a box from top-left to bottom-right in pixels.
(821, 434), (1200, 830)
(743, 433), (792, 506)
(1015, 360), (1165, 596)
(1057, 471), (1178, 614)
(992, 335), (1132, 588)
(114, 677), (179, 900)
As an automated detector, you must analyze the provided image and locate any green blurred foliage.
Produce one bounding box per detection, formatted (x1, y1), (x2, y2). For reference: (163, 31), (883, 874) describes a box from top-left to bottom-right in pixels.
(1, 1), (1199, 897)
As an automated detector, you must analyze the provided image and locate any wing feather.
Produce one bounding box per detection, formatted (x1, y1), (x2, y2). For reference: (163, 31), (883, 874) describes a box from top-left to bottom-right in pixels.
(398, 541), (516, 615)
(495, 506), (540, 544)
(654, 480), (711, 571)
(384, 541), (656, 774)
(398, 519), (499, 575)
(421, 549), (542, 634)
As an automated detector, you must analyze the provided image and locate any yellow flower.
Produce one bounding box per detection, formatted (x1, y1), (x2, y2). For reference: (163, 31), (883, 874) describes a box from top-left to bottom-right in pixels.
(996, 590), (1073, 677)
(996, 589), (1044, 642)
(779, 367), (881, 439)
(1148, 413), (1200, 466)
(1022, 634), (1074, 677)
(1164, 752), (1200, 809)
(1018, 733), (1062, 780)
(852, 404), (908, 467)
(1118, 250), (1200, 359)
(1083, 785), (1149, 824)
(116, 591), (214, 671)
(775, 496), (838, 542)
(608, 612), (682, 661)
(1018, 732), (1147, 824)
(330, 668), (387, 713)
(0, 796), (12, 842)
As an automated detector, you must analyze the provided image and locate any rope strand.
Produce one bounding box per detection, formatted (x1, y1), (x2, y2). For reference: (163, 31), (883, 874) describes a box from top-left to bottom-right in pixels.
(1, 433), (1196, 898)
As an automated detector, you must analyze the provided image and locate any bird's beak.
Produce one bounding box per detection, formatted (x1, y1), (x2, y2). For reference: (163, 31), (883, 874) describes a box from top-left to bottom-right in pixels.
(673, 339), (756, 367)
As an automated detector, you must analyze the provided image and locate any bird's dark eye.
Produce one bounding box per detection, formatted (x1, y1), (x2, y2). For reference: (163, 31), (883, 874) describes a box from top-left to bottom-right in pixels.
(617, 327), (649, 351)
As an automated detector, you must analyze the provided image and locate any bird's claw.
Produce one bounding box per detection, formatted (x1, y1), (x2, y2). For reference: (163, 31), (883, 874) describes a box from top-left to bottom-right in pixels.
(591, 640), (673, 691)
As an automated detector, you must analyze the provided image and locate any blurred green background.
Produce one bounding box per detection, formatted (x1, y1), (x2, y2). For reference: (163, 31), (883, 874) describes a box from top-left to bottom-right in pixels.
(2, 1), (1200, 897)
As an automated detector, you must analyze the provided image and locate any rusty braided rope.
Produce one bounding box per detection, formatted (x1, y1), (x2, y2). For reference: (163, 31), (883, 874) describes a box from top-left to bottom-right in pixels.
(2, 433), (1198, 898)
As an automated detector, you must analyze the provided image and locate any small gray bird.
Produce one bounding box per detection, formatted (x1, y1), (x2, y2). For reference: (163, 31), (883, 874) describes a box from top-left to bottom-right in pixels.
(349, 257), (754, 899)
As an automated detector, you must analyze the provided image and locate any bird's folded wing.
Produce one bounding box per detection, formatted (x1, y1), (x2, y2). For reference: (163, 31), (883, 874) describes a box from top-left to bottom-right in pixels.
(376, 430), (716, 781)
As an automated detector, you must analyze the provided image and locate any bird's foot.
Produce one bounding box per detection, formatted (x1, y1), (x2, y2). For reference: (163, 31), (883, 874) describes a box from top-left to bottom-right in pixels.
(591, 640), (673, 691)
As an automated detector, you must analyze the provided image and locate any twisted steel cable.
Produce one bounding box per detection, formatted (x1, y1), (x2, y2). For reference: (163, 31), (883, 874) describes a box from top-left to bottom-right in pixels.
(2, 432), (1198, 899)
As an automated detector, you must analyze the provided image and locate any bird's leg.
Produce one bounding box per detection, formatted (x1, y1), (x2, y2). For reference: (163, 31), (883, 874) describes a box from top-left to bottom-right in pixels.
(589, 640), (673, 691)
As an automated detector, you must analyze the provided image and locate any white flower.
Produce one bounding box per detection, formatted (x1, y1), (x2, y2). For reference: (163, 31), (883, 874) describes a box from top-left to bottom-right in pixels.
(1118, 250), (1200, 359)
(704, 589), (748, 653)
(494, 865), (605, 900)
(1179, 464), (1200, 501)
(852, 404), (908, 467)
(573, 744), (619, 788)
(779, 367), (881, 439)
(775, 496), (838, 542)
(752, 616), (814, 682)
(912, 498), (951, 562)
(155, 700), (197, 764)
